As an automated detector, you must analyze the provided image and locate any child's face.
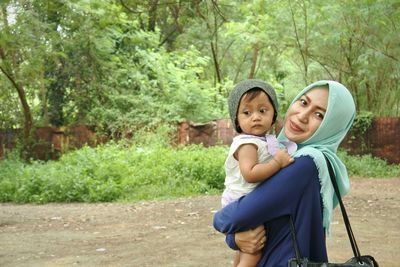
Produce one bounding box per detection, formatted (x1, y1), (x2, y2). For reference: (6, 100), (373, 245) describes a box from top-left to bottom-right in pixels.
(237, 91), (275, 136)
(284, 87), (328, 143)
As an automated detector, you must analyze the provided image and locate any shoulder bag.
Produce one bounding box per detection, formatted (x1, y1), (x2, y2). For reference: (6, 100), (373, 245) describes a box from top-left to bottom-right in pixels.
(288, 155), (379, 267)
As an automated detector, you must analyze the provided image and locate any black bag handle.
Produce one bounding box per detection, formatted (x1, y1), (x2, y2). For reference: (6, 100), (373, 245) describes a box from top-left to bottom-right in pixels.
(289, 155), (362, 262)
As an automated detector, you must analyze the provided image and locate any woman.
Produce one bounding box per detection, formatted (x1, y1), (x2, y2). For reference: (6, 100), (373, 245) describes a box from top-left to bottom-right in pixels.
(213, 80), (356, 266)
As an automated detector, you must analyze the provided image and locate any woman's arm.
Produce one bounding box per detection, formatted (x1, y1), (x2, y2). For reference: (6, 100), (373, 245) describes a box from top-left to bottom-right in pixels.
(213, 156), (318, 234)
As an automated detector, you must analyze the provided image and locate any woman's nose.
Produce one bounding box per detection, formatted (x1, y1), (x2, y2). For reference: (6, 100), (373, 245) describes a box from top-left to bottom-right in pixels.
(297, 110), (309, 123)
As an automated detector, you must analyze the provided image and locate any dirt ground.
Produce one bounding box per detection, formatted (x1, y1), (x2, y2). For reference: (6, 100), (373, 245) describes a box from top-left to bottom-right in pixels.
(1, 177), (399, 267)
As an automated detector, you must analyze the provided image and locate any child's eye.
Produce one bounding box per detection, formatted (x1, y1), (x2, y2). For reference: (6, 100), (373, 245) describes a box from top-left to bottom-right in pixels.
(260, 108), (267, 113)
(243, 111), (250, 115)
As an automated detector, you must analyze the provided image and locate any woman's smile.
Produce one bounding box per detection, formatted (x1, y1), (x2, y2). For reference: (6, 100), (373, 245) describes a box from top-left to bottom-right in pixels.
(288, 120), (303, 132)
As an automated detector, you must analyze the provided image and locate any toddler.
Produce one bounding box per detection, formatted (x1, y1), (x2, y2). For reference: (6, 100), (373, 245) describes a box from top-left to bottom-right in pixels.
(222, 79), (296, 267)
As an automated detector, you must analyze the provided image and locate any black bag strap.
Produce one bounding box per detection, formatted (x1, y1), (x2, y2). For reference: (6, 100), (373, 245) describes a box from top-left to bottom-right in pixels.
(289, 215), (302, 265)
(323, 155), (361, 259)
(289, 155), (362, 262)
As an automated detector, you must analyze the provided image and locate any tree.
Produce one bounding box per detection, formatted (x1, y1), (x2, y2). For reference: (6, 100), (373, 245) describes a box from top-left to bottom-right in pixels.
(299, 0), (400, 115)
(0, 1), (46, 156)
(1, 0), (399, 160)
(288, 0), (311, 84)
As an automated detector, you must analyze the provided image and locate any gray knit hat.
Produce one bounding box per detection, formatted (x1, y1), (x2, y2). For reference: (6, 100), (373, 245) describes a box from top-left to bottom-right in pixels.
(228, 79), (279, 133)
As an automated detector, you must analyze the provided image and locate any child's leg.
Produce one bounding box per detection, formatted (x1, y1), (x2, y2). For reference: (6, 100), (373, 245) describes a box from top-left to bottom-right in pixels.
(237, 251), (261, 267)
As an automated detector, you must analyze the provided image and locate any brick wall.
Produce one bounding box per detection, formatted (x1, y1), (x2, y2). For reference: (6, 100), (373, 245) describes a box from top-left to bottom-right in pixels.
(178, 118), (400, 164)
(0, 125), (99, 160)
(177, 119), (237, 147)
(341, 117), (400, 164)
(2, 118), (398, 164)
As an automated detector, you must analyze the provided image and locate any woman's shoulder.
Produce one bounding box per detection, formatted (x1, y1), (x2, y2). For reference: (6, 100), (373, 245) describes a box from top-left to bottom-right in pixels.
(287, 155), (319, 175)
(293, 154), (316, 165)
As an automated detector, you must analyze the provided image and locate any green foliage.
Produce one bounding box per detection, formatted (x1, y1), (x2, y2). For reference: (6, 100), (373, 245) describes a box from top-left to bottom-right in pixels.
(286, 0), (400, 115)
(348, 111), (374, 150)
(1, 0), (399, 162)
(352, 111), (374, 135)
(2, 0), (399, 129)
(87, 41), (225, 135)
(0, 86), (21, 128)
(119, 144), (227, 202)
(1, 139), (399, 204)
(0, 141), (227, 203)
(338, 150), (400, 178)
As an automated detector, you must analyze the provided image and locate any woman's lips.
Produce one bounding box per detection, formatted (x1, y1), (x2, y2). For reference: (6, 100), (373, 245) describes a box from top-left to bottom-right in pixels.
(289, 121), (303, 132)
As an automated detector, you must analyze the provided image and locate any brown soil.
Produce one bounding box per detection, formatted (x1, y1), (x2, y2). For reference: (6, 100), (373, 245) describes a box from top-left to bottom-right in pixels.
(1, 177), (399, 267)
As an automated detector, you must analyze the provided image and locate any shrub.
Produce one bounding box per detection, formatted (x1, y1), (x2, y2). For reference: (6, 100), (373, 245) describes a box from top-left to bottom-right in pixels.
(0, 142), (227, 203)
(1, 143), (398, 204)
(338, 150), (400, 177)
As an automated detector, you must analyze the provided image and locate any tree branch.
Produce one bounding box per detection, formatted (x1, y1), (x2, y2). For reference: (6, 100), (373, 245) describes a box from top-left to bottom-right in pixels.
(248, 42), (259, 79)
(210, 0), (227, 22)
(289, 0), (308, 83)
(119, 0), (143, 14)
(354, 36), (399, 62)
(210, 41), (221, 83)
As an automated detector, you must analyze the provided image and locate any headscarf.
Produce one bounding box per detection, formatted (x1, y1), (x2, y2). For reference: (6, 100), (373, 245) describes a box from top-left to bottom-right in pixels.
(278, 80), (356, 233)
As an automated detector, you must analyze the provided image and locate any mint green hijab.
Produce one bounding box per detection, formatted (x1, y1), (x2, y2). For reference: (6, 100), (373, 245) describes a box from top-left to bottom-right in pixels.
(278, 80), (356, 233)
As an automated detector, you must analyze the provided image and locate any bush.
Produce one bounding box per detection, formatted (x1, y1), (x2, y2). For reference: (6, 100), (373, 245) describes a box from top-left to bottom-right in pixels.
(119, 144), (227, 201)
(1, 142), (399, 204)
(0, 142), (227, 203)
(338, 150), (400, 177)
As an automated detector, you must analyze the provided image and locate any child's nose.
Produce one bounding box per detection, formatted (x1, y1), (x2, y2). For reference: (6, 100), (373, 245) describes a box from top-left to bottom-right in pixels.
(252, 112), (261, 120)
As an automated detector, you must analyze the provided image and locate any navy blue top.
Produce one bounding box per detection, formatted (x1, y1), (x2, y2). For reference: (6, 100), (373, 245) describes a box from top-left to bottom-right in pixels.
(213, 156), (328, 267)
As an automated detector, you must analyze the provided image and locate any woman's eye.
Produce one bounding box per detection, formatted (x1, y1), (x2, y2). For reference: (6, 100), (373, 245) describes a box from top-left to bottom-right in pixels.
(315, 112), (324, 119)
(300, 98), (307, 106)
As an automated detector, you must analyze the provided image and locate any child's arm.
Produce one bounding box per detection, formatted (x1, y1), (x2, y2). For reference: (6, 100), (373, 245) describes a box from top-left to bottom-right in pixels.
(213, 156), (318, 234)
(236, 144), (294, 183)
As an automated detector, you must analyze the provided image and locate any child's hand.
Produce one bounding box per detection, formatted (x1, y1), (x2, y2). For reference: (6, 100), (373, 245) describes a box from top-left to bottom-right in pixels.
(274, 149), (294, 168)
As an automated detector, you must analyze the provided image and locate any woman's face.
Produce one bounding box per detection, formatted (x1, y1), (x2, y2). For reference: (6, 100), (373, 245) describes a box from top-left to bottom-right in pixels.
(284, 87), (329, 143)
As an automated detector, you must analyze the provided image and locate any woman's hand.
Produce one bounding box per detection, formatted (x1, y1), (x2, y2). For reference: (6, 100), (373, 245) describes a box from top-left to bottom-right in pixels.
(235, 225), (267, 254)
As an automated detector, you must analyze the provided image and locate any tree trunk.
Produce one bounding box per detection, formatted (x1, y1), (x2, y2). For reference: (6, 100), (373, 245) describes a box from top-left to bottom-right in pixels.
(0, 66), (33, 154)
(148, 0), (159, 31)
(0, 6), (33, 157)
(210, 42), (221, 84)
(248, 42), (259, 79)
(15, 84), (33, 149)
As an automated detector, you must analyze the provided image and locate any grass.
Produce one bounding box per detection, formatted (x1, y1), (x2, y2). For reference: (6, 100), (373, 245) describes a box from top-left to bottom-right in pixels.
(338, 149), (400, 177)
(0, 141), (398, 204)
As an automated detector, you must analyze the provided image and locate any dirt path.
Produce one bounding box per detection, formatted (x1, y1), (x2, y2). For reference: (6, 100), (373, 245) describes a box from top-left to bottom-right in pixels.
(1, 177), (399, 267)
